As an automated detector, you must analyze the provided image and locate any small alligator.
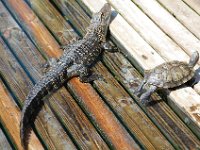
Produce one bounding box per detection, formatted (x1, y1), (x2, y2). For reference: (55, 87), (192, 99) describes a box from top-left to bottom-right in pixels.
(20, 3), (114, 149)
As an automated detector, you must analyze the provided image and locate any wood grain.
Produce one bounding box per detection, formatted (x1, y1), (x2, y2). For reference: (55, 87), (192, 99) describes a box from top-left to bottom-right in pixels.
(1, 0), (60, 58)
(182, 0), (200, 15)
(133, 0), (200, 63)
(0, 127), (12, 150)
(0, 42), (43, 149)
(111, 0), (190, 61)
(157, 0), (200, 39)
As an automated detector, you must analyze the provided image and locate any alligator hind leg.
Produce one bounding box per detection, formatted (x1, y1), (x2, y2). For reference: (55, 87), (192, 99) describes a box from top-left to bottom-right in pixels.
(140, 85), (157, 104)
(80, 73), (104, 83)
(78, 66), (104, 83)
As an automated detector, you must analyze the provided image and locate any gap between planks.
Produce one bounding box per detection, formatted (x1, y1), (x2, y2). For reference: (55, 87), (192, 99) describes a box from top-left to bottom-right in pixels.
(0, 126), (12, 150)
(182, 0), (200, 15)
(0, 77), (43, 150)
(156, 0), (200, 40)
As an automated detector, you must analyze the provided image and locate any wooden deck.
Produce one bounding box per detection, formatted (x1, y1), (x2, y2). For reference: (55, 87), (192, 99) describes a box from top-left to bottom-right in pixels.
(0, 0), (199, 149)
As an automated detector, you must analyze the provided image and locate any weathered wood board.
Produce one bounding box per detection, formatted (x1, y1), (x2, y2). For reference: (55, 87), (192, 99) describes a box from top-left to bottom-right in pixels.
(182, 0), (200, 15)
(0, 78), (43, 150)
(157, 0), (200, 39)
(132, 0), (200, 63)
(0, 126), (12, 150)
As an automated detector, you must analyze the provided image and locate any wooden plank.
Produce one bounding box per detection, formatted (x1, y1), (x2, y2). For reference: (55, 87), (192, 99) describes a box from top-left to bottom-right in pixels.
(78, 0), (200, 141)
(133, 0), (200, 63)
(0, 1), (109, 149)
(0, 125), (13, 150)
(0, 2), (58, 58)
(3, 0), (139, 149)
(41, 0), (174, 149)
(169, 87), (200, 133)
(157, 0), (200, 39)
(108, 0), (199, 64)
(68, 81), (141, 150)
(108, 0), (200, 97)
(182, 0), (200, 15)
(0, 46), (43, 149)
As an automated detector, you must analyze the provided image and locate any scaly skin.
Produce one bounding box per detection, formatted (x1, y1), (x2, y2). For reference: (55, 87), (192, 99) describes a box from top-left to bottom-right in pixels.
(20, 3), (113, 149)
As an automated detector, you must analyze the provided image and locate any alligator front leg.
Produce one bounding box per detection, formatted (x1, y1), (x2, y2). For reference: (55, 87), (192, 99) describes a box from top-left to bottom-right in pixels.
(78, 66), (104, 83)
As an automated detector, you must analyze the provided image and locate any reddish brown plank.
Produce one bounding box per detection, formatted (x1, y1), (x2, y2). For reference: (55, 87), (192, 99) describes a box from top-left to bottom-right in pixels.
(0, 62), (43, 149)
